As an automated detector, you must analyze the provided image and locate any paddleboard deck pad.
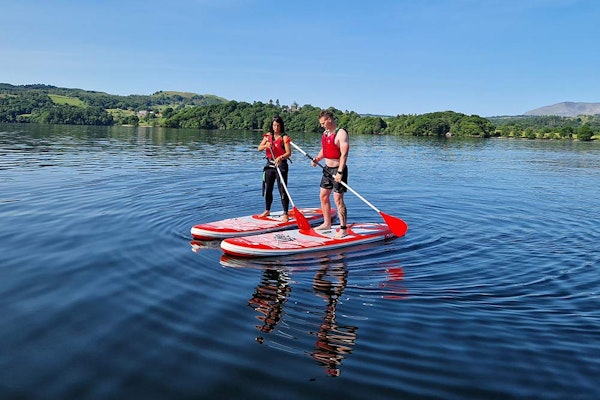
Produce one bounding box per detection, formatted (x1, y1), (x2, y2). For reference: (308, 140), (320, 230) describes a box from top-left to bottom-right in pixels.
(191, 208), (335, 240)
(220, 223), (396, 257)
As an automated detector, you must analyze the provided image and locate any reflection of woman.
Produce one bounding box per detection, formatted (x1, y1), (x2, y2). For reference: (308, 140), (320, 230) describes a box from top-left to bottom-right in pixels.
(257, 116), (292, 222)
(311, 262), (357, 377)
(248, 269), (291, 337)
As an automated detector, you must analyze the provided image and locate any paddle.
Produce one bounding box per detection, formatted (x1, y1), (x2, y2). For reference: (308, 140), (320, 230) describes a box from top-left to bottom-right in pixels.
(265, 139), (311, 231)
(289, 141), (408, 237)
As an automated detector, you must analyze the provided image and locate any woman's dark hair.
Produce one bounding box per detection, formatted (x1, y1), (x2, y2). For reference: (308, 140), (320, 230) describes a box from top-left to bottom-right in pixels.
(269, 115), (286, 134)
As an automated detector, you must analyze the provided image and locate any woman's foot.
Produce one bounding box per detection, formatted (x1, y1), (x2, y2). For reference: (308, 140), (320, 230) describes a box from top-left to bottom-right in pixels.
(315, 223), (331, 231)
(281, 213), (289, 222)
(258, 210), (270, 218)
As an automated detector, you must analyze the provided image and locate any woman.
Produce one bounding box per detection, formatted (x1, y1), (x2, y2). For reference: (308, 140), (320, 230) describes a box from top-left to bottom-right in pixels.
(258, 116), (292, 222)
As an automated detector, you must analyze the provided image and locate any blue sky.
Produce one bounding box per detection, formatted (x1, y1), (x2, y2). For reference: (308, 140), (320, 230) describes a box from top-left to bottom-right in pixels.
(2, 0), (599, 116)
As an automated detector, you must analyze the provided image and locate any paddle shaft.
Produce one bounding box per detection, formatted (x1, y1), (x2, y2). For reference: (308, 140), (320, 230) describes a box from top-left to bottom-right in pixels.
(290, 140), (408, 237)
(289, 141), (381, 214)
(266, 142), (312, 231)
(267, 145), (296, 208)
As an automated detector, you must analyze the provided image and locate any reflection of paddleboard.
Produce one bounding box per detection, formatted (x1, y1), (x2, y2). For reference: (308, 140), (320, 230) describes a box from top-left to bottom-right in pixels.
(191, 208), (336, 240)
(221, 223), (397, 258)
(189, 240), (222, 253)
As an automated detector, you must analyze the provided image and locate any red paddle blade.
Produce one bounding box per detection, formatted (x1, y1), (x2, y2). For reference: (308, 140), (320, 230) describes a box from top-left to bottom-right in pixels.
(381, 212), (408, 237)
(292, 207), (312, 231)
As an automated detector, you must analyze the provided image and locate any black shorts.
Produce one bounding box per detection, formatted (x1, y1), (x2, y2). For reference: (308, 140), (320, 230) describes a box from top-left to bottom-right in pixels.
(320, 165), (347, 193)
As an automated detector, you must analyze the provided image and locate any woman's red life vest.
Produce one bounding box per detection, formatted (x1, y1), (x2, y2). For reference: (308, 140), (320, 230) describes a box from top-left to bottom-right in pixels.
(321, 128), (342, 159)
(265, 134), (288, 159)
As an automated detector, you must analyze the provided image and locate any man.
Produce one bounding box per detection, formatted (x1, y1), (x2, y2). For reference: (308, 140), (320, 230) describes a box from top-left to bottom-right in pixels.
(311, 110), (349, 238)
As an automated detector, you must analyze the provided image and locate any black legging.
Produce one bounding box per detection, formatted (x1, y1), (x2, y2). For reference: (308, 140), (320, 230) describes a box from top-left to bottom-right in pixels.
(263, 164), (289, 214)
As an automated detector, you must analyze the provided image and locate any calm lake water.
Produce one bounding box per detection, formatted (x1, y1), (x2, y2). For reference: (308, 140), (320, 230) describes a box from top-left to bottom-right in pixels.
(1, 123), (599, 399)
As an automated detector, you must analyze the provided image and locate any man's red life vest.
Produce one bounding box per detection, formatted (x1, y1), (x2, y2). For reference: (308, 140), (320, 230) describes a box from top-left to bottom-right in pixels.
(321, 128), (342, 159)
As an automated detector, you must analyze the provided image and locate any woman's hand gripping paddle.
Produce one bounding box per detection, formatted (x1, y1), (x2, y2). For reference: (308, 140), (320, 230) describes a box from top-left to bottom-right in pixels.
(289, 141), (408, 237)
(266, 139), (311, 232)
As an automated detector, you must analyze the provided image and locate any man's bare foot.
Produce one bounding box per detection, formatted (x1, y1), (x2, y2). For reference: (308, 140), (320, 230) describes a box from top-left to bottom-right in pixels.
(258, 210), (270, 218)
(315, 223), (331, 231)
(334, 228), (348, 239)
(281, 214), (289, 222)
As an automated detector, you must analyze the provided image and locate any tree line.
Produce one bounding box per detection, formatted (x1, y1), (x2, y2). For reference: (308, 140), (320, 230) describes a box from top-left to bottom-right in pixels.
(151, 100), (599, 140)
(0, 83), (597, 140)
(162, 101), (497, 138)
(488, 115), (598, 141)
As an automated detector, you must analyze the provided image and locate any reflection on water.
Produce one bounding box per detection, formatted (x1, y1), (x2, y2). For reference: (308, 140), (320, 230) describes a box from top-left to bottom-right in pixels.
(310, 261), (357, 377)
(248, 269), (292, 336)
(380, 263), (408, 300)
(189, 239), (222, 252)
(215, 244), (412, 378)
(230, 253), (360, 377)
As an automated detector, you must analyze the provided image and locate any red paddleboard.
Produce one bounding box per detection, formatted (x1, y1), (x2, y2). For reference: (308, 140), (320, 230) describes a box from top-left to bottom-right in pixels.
(220, 223), (397, 258)
(191, 208), (336, 240)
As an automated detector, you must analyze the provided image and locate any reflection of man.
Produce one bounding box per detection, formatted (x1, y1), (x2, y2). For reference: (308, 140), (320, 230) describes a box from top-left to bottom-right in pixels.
(310, 262), (357, 377)
(247, 269), (291, 341)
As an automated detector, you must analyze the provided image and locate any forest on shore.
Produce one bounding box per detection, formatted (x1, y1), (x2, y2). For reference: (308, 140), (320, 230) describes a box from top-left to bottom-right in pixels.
(1, 83), (598, 140)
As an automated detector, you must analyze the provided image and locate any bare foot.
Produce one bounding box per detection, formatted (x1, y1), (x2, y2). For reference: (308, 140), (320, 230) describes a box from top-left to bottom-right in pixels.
(258, 210), (270, 218)
(281, 214), (289, 223)
(334, 228), (348, 239)
(315, 223), (331, 231)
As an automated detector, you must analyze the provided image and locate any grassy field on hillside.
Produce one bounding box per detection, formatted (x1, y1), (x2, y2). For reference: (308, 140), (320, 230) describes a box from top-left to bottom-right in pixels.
(49, 94), (85, 106)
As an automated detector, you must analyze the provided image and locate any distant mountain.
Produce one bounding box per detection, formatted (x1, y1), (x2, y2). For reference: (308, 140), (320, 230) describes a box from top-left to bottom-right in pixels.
(524, 102), (600, 117)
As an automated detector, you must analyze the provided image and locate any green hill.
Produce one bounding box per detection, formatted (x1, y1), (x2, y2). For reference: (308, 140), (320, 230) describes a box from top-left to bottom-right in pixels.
(0, 83), (228, 108)
(0, 83), (229, 125)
